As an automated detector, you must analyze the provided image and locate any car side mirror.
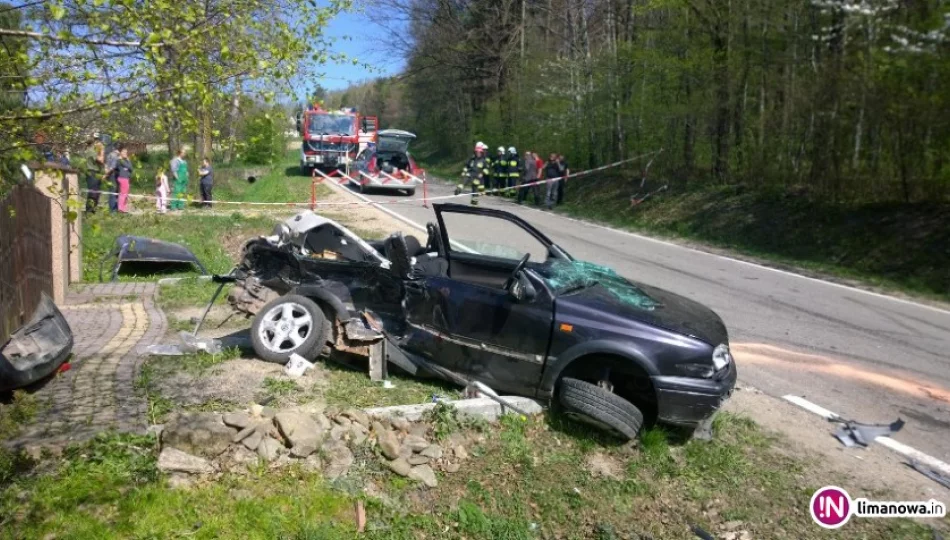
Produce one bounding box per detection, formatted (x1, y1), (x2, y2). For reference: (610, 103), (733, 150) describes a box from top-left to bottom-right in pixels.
(509, 273), (537, 302)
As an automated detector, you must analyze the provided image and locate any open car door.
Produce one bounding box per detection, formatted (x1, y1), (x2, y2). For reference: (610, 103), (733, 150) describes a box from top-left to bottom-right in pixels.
(403, 204), (571, 395)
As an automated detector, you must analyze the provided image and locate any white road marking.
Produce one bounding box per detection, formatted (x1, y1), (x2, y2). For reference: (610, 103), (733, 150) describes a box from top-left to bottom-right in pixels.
(782, 394), (950, 476)
(324, 179), (429, 233)
(782, 395), (841, 419)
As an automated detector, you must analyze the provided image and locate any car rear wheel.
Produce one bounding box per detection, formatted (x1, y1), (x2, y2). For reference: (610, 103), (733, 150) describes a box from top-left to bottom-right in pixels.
(251, 295), (327, 364)
(558, 377), (644, 440)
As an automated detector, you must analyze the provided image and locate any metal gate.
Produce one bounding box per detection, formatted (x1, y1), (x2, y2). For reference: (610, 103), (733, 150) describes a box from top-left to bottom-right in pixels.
(0, 184), (53, 344)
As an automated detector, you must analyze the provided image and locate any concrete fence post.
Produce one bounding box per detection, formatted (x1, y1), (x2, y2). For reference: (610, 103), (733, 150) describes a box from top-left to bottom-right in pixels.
(31, 163), (83, 303)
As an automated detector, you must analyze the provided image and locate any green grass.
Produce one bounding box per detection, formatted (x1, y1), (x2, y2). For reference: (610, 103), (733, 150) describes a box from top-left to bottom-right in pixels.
(322, 360), (460, 409)
(0, 433), (358, 540)
(158, 278), (233, 310)
(0, 391), (39, 441)
(557, 178), (950, 302)
(426, 401), (488, 441)
(261, 377), (299, 399)
(212, 152), (332, 204)
(82, 213), (277, 283)
(0, 412), (943, 539)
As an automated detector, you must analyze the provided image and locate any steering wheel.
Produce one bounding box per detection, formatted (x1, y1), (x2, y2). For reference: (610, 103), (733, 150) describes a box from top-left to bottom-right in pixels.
(503, 253), (531, 290)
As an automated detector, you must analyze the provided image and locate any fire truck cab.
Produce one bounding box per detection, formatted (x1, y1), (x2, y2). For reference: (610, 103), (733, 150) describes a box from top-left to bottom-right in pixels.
(298, 106), (378, 174)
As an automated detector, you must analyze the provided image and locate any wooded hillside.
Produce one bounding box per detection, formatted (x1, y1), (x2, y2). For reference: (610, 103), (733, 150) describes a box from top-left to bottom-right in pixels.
(338, 0), (950, 203)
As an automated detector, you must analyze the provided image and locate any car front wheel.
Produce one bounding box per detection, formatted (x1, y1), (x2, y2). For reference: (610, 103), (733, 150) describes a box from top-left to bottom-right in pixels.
(558, 377), (644, 440)
(251, 295), (327, 364)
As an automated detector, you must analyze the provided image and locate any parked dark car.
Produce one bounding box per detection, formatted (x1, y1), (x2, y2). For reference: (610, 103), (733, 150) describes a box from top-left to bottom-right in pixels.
(226, 204), (736, 439)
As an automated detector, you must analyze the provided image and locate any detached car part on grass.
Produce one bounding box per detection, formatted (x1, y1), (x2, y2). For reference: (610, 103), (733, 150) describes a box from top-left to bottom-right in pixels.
(0, 293), (73, 392)
(224, 206), (737, 439)
(99, 235), (208, 282)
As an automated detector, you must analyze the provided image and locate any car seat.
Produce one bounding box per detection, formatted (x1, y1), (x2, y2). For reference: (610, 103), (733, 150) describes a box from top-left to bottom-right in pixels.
(384, 232), (447, 278)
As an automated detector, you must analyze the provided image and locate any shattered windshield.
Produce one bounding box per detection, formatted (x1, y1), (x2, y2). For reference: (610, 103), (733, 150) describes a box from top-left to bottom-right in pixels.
(538, 260), (658, 310)
(307, 114), (355, 135)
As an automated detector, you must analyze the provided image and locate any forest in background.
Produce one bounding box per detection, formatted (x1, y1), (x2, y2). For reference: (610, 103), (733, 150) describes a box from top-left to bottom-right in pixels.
(331, 0), (950, 204)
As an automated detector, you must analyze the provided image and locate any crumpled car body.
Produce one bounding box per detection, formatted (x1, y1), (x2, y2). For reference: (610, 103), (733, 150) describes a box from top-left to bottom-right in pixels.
(100, 235), (208, 282)
(0, 292), (74, 392)
(227, 204), (737, 435)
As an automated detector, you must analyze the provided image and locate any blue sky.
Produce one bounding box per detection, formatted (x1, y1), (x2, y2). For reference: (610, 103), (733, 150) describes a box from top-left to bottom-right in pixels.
(313, 9), (407, 91)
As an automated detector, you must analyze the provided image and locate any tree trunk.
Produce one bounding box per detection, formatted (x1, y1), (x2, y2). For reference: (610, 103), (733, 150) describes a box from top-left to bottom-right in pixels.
(225, 84), (241, 164)
(713, 34), (731, 183)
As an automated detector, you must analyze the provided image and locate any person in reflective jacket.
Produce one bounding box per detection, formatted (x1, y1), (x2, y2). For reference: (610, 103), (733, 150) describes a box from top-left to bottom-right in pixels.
(459, 141), (491, 205)
(491, 146), (508, 193)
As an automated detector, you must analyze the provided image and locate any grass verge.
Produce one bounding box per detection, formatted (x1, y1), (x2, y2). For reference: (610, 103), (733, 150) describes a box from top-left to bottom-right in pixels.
(1, 413), (942, 539)
(322, 359), (461, 409)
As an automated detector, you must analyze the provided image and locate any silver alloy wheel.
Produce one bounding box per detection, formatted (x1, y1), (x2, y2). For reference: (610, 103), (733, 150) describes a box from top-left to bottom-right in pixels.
(256, 302), (314, 353)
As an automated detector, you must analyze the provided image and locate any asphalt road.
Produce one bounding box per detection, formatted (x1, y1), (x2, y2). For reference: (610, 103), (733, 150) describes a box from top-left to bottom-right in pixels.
(340, 179), (950, 462)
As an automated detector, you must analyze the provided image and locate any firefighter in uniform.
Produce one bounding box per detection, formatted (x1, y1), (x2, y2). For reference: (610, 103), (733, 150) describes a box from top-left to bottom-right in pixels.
(458, 142), (491, 205)
(506, 146), (523, 197)
(491, 146), (508, 194)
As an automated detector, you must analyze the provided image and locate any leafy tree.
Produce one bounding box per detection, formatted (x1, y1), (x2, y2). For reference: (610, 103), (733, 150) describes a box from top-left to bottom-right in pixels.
(0, 0), (350, 167)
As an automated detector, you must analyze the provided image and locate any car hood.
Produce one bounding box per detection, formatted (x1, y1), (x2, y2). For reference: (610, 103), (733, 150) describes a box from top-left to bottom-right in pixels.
(555, 279), (728, 346)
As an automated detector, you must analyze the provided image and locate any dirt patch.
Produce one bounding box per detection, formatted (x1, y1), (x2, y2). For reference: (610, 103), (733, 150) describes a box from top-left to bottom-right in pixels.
(584, 451), (624, 480)
(150, 357), (328, 410)
(318, 183), (420, 240)
(724, 386), (950, 502)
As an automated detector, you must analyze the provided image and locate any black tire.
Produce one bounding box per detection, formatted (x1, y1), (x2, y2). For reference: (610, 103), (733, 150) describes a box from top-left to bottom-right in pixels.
(558, 377), (644, 440)
(301, 165), (312, 177)
(250, 294), (328, 364)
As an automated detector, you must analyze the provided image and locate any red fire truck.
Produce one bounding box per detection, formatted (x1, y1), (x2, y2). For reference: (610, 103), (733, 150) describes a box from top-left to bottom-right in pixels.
(297, 106), (378, 174)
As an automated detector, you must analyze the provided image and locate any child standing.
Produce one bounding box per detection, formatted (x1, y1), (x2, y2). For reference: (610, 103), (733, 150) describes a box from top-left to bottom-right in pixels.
(155, 167), (169, 213)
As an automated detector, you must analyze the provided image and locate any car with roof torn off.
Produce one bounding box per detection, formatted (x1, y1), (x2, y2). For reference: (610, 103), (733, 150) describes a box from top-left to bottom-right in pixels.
(223, 204), (737, 439)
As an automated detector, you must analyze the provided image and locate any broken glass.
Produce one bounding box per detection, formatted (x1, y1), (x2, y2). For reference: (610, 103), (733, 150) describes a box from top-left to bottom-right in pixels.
(539, 260), (658, 310)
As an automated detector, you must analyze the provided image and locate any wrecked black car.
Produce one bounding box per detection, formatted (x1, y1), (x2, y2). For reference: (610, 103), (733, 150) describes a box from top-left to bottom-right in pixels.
(226, 204), (736, 439)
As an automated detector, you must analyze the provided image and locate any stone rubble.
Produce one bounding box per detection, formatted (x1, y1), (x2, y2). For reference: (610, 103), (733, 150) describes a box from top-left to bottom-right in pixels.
(154, 401), (476, 490)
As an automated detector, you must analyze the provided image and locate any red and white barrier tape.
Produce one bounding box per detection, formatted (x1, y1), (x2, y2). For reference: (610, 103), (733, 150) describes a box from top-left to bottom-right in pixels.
(78, 150), (661, 208)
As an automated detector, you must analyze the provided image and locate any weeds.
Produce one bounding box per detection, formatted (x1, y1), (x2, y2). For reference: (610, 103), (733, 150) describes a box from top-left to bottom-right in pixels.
(322, 361), (458, 409)
(426, 401), (488, 441)
(261, 377), (299, 399)
(0, 391), (39, 441)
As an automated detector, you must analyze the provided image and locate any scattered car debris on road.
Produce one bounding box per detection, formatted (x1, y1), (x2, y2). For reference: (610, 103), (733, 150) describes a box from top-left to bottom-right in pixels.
(100, 235), (208, 282)
(905, 459), (950, 491)
(145, 331), (223, 356)
(220, 206), (737, 439)
(831, 416), (905, 448)
(0, 292), (74, 392)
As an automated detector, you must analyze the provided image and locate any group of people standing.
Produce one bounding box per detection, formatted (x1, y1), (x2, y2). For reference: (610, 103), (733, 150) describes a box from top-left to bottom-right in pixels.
(461, 142), (569, 209)
(82, 135), (135, 214)
(82, 137), (214, 214)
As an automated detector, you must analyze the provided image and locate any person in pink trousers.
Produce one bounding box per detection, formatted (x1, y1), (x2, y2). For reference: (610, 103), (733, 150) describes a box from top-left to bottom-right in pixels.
(113, 145), (134, 213)
(155, 167), (169, 213)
